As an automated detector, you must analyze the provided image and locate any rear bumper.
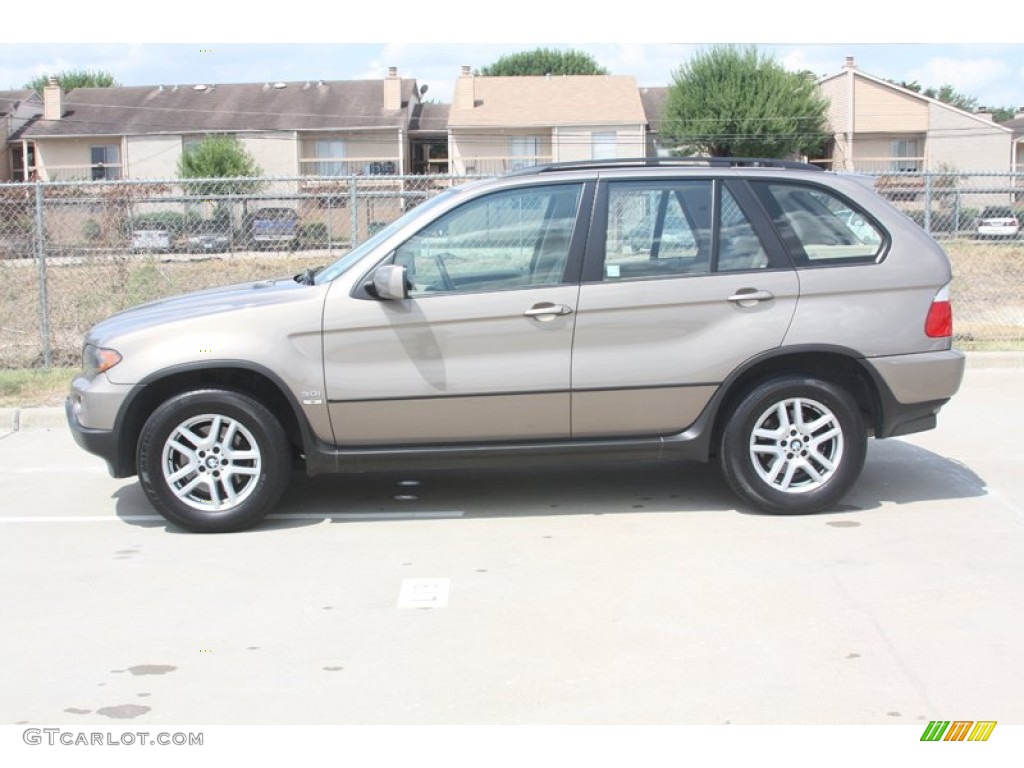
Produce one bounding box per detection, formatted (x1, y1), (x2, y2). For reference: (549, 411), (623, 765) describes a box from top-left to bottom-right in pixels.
(862, 349), (966, 437)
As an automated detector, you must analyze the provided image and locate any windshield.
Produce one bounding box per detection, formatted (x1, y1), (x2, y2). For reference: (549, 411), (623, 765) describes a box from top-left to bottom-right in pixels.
(313, 188), (463, 285)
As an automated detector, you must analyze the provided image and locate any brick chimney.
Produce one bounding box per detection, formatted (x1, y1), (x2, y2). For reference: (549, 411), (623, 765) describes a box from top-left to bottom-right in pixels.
(43, 76), (62, 120)
(455, 65), (475, 110)
(843, 56), (856, 70)
(384, 66), (401, 111)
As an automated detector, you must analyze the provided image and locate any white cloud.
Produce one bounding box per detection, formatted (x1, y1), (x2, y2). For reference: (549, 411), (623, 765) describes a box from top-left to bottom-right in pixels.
(906, 57), (1012, 105)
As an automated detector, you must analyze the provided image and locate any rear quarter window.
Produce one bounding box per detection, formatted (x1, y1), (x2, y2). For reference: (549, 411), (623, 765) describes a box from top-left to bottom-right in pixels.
(751, 181), (886, 266)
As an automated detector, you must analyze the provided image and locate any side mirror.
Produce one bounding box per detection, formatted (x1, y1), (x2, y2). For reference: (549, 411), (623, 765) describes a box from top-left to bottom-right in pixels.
(370, 264), (409, 300)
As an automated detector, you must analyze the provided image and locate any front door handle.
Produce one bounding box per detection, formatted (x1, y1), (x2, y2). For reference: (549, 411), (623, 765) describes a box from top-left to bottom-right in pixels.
(523, 302), (573, 320)
(727, 289), (775, 308)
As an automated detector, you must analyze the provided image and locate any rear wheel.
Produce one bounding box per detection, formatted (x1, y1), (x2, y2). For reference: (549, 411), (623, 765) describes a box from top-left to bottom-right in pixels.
(136, 389), (291, 532)
(719, 376), (867, 514)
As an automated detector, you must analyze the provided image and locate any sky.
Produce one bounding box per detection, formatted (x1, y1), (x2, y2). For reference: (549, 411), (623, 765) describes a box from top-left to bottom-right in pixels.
(2, 2), (1023, 112)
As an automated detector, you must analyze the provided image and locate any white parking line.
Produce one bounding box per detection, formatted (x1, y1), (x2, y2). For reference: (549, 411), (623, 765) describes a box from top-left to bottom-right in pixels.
(0, 516), (164, 523)
(270, 511), (465, 521)
(0, 511), (466, 523)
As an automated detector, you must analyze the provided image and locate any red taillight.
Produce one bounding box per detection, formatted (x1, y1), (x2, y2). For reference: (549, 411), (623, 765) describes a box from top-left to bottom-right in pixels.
(925, 284), (953, 338)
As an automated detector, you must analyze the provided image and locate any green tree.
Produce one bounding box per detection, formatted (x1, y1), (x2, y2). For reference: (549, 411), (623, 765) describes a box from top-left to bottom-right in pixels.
(25, 69), (119, 92)
(991, 106), (1016, 123)
(892, 79), (1015, 122)
(177, 135), (265, 197)
(479, 48), (608, 76)
(922, 84), (978, 112)
(661, 45), (829, 158)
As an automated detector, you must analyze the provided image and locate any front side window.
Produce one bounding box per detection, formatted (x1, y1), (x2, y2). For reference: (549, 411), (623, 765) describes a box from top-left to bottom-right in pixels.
(394, 183), (582, 296)
(751, 182), (885, 265)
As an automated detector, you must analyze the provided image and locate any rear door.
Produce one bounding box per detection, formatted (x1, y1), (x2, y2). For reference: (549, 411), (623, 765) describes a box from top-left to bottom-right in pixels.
(571, 175), (799, 438)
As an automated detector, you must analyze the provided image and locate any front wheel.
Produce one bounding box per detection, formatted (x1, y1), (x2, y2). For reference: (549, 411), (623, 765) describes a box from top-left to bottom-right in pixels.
(136, 389), (292, 532)
(719, 377), (867, 514)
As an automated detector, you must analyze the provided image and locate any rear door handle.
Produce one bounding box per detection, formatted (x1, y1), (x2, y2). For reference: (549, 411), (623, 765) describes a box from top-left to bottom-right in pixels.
(727, 289), (775, 308)
(523, 302), (573, 320)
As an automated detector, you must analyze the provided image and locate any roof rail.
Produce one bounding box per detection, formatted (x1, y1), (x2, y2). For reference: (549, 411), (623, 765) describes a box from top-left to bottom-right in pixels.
(506, 157), (824, 176)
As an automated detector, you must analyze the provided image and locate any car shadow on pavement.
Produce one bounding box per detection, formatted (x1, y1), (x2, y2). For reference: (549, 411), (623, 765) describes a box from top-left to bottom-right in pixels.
(838, 438), (987, 512)
(110, 438), (987, 531)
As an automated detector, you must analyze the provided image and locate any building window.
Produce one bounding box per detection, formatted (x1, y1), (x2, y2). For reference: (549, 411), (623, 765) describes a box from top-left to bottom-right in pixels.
(509, 137), (540, 171)
(315, 140), (346, 176)
(90, 145), (120, 180)
(591, 132), (617, 160)
(890, 139), (921, 172)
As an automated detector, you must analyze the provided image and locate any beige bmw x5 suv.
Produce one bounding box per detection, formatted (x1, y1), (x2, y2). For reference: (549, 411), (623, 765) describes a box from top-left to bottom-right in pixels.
(67, 159), (965, 532)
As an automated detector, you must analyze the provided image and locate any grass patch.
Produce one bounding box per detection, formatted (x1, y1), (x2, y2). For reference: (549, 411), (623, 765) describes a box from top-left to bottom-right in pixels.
(0, 367), (76, 407)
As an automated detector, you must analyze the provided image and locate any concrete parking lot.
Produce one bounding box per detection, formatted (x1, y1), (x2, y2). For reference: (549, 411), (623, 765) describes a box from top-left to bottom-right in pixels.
(1, 355), (1022, 725)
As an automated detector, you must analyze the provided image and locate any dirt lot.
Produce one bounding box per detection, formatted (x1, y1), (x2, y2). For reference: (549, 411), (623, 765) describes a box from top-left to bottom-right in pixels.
(0, 251), (327, 368)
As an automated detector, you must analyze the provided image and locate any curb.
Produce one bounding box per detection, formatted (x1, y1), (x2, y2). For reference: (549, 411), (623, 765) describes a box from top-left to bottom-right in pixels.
(2, 352), (1021, 435)
(0, 406), (66, 433)
(964, 351), (1024, 368)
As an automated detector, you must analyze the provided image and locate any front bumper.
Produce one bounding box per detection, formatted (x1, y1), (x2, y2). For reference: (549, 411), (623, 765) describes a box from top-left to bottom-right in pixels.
(66, 397), (125, 477)
(66, 374), (139, 478)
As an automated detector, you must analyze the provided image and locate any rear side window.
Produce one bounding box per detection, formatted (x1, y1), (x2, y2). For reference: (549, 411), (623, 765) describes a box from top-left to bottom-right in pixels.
(600, 179), (772, 281)
(751, 182), (885, 265)
(981, 207), (1014, 219)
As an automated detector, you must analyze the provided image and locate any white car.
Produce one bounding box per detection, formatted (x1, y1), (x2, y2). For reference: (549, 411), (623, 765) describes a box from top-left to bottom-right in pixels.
(130, 226), (172, 253)
(976, 206), (1020, 239)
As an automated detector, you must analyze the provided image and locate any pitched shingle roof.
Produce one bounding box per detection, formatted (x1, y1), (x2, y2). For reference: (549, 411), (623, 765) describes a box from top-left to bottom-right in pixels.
(449, 75), (646, 127)
(0, 90), (38, 118)
(639, 87), (669, 132)
(20, 80), (417, 138)
(410, 102), (450, 133)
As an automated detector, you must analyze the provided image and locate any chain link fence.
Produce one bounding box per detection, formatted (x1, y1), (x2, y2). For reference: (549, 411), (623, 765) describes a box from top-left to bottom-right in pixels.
(1, 170), (1022, 369)
(0, 174), (455, 368)
(867, 170), (1024, 346)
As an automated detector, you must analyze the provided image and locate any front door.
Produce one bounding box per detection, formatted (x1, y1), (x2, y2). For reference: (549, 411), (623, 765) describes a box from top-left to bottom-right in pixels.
(322, 182), (589, 446)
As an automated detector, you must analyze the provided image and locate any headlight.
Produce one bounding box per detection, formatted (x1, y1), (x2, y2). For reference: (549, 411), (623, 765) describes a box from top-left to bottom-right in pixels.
(83, 344), (122, 376)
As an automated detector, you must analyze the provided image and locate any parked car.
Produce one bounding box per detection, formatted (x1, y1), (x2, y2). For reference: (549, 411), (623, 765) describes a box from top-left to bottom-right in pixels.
(242, 207), (299, 248)
(975, 206), (1020, 239)
(183, 220), (233, 253)
(129, 224), (172, 253)
(67, 158), (965, 532)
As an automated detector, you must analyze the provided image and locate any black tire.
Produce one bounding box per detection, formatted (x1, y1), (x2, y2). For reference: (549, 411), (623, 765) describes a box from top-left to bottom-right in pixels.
(719, 376), (867, 514)
(136, 389), (291, 532)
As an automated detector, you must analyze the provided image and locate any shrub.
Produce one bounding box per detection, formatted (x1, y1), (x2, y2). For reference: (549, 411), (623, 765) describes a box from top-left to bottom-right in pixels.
(299, 222), (329, 247)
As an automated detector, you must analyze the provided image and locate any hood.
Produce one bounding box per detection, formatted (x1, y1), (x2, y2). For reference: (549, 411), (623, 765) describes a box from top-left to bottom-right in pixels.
(87, 275), (320, 344)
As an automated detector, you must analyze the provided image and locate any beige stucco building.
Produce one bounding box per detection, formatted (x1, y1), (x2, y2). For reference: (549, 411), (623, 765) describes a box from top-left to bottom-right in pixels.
(817, 57), (1013, 173)
(447, 68), (648, 175)
(15, 71), (420, 182)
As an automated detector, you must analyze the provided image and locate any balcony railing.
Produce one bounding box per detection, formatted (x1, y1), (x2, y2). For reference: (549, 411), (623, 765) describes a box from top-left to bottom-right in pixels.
(298, 157), (401, 177)
(454, 156), (553, 175)
(30, 164), (124, 182)
(856, 158), (926, 173)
